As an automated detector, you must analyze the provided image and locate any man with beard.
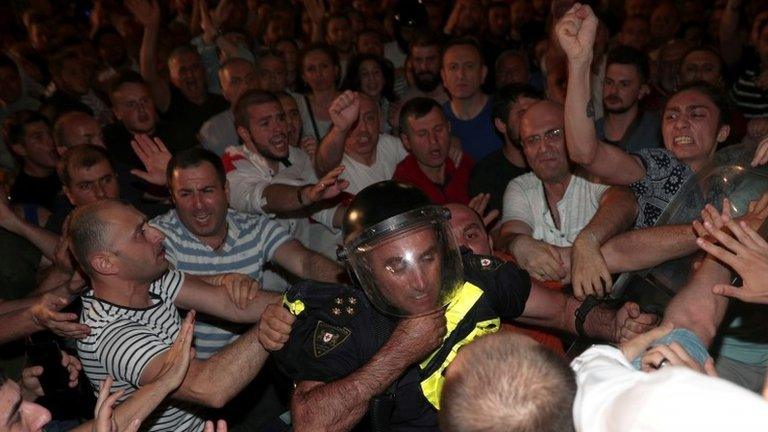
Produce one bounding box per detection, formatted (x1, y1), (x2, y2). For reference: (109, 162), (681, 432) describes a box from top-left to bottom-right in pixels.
(469, 84), (540, 215)
(595, 45), (662, 153)
(401, 32), (449, 105)
(222, 90), (348, 259)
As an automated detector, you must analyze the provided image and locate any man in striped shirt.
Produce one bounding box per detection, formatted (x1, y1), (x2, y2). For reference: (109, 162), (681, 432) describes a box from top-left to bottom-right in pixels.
(69, 199), (280, 432)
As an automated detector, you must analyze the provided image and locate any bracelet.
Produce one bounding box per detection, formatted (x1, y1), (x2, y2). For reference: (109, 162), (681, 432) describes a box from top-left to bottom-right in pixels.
(574, 295), (601, 337)
(297, 185), (307, 206)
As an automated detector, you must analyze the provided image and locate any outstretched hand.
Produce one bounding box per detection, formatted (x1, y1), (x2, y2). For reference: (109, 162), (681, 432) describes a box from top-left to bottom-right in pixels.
(555, 3), (598, 65)
(304, 165), (350, 204)
(130, 135), (171, 186)
(467, 193), (499, 228)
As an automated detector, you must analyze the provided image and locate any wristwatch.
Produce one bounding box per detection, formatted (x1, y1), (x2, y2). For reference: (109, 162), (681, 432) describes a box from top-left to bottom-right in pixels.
(574, 295), (601, 337)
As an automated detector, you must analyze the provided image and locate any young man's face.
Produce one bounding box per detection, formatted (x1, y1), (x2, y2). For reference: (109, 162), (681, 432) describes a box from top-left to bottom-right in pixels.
(0, 380), (51, 432)
(112, 83), (157, 134)
(401, 107), (451, 169)
(441, 44), (486, 100)
(278, 94), (302, 147)
(662, 89), (728, 169)
(64, 159), (120, 206)
(410, 45), (442, 93)
(257, 56), (288, 93)
(603, 63), (646, 115)
(170, 162), (229, 246)
(237, 101), (290, 161)
(13, 121), (58, 171)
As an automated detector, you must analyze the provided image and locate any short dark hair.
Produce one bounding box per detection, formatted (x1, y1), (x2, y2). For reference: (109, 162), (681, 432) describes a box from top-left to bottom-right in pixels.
(440, 333), (576, 432)
(398, 97), (445, 135)
(57, 144), (114, 188)
(68, 200), (122, 276)
(605, 45), (650, 83)
(410, 30), (444, 52)
(670, 80), (731, 126)
(167, 147), (227, 189)
(109, 70), (149, 102)
(233, 89), (281, 130)
(168, 44), (201, 66)
(3, 110), (50, 148)
(441, 37), (485, 67)
(491, 84), (543, 122)
(341, 54), (399, 103)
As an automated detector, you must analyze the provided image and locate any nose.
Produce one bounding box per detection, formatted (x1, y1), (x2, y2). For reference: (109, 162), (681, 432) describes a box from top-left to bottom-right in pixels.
(94, 182), (106, 199)
(406, 266), (429, 293)
(193, 193), (204, 210)
(21, 400), (51, 432)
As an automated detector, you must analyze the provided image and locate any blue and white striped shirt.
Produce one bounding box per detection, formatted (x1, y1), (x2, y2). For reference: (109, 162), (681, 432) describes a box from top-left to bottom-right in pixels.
(151, 209), (290, 359)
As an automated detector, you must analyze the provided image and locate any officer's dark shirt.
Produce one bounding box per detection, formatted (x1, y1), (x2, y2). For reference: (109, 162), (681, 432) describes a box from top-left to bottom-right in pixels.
(275, 253), (531, 431)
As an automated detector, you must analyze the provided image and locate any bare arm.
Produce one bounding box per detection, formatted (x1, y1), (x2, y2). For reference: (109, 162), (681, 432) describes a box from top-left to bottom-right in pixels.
(495, 219), (533, 253)
(127, 0), (171, 112)
(557, 5), (647, 185)
(175, 274), (280, 323)
(0, 200), (59, 261)
(600, 223), (698, 273)
(315, 91), (360, 178)
(497, 220), (567, 281)
(291, 313), (445, 431)
(140, 315), (270, 408)
(263, 166), (349, 214)
(271, 240), (343, 283)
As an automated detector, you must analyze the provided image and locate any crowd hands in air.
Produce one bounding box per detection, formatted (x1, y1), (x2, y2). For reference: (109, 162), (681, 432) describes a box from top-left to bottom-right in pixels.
(4, 0), (768, 430)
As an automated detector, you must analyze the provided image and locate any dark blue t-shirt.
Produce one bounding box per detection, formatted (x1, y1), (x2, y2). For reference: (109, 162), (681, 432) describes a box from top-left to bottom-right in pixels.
(443, 98), (503, 161)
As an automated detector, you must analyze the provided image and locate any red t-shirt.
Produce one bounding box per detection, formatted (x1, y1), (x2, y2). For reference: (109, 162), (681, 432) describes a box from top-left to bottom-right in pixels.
(392, 154), (475, 205)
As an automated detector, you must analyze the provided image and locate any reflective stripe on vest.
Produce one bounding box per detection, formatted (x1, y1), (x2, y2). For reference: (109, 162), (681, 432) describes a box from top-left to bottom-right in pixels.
(283, 295), (306, 316)
(418, 281), (500, 410)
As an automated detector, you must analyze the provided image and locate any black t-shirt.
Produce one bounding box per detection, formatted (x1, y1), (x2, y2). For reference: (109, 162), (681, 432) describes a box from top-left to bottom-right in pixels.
(275, 253), (531, 431)
(9, 171), (61, 211)
(163, 87), (228, 136)
(468, 148), (528, 215)
(102, 121), (199, 170)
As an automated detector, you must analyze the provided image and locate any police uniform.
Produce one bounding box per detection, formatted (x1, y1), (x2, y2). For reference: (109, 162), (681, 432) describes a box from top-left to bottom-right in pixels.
(275, 252), (531, 431)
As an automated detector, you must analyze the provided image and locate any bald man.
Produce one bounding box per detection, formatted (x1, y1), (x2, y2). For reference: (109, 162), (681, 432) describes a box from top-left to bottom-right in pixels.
(495, 101), (637, 299)
(53, 111), (105, 155)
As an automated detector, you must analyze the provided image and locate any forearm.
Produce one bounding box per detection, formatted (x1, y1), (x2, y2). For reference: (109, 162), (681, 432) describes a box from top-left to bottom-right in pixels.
(315, 125), (348, 178)
(292, 338), (414, 430)
(0, 309), (43, 344)
(662, 255), (732, 346)
(262, 183), (308, 214)
(517, 288), (616, 342)
(601, 224), (698, 273)
(4, 220), (59, 261)
(565, 57), (598, 166)
(307, 252), (344, 283)
(576, 187), (637, 246)
(177, 324), (270, 408)
(139, 23), (169, 111)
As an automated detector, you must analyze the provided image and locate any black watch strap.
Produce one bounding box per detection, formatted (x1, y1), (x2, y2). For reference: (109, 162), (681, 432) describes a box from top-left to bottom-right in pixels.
(575, 295), (601, 337)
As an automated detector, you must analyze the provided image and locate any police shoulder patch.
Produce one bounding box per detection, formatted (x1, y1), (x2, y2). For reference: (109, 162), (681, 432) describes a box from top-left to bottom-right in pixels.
(313, 321), (352, 358)
(465, 254), (504, 272)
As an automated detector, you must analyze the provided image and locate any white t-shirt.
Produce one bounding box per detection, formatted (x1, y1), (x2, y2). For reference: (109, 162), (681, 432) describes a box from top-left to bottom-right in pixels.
(341, 134), (408, 193)
(502, 173), (608, 247)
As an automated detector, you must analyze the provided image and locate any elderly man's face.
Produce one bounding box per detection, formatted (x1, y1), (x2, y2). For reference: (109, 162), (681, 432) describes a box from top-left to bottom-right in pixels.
(169, 51), (206, 101)
(112, 83), (157, 134)
(368, 226), (442, 315)
(343, 96), (380, 158)
(520, 103), (569, 183)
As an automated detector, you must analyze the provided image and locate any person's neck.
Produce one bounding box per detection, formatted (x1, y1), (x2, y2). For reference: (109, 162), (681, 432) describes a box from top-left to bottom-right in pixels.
(542, 173), (572, 203)
(129, 125), (156, 136)
(502, 141), (527, 168)
(346, 148), (376, 166)
(183, 89), (206, 105)
(198, 223), (228, 250)
(92, 277), (153, 309)
(449, 92), (487, 120)
(418, 160), (446, 184)
(23, 161), (53, 178)
(604, 104), (639, 141)
(245, 143), (281, 172)
(312, 89), (338, 106)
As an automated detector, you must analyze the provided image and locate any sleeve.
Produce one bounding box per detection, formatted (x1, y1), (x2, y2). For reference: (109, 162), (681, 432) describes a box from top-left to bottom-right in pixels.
(96, 319), (171, 387)
(501, 178), (535, 226)
(153, 270), (186, 304)
(465, 256), (531, 320)
(225, 163), (272, 215)
(257, 217), (292, 262)
(590, 180), (610, 208)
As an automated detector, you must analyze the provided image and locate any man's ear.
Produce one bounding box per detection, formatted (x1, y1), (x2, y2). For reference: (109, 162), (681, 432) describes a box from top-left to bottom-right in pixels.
(9, 143), (26, 157)
(716, 124), (731, 143)
(638, 83), (650, 100)
(494, 117), (507, 135)
(481, 64), (488, 83)
(236, 126), (251, 147)
(400, 132), (412, 151)
(63, 186), (76, 206)
(90, 252), (118, 276)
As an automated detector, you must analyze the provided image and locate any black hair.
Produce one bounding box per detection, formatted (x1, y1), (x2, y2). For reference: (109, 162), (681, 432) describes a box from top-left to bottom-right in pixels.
(398, 97), (445, 135)
(341, 54), (399, 103)
(491, 83), (544, 121)
(606, 45), (650, 83)
(167, 147), (227, 189)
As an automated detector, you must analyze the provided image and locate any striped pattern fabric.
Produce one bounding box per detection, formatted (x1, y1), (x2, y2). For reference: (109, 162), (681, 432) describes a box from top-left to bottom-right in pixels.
(732, 66), (768, 119)
(151, 209), (290, 359)
(78, 271), (205, 432)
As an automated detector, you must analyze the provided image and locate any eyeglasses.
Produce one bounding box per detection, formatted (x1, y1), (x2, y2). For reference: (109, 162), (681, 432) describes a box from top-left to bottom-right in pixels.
(523, 128), (563, 146)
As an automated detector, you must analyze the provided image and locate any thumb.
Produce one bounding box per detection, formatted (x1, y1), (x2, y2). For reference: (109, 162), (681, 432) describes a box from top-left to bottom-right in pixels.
(627, 302), (641, 318)
(130, 169), (151, 182)
(620, 322), (674, 360)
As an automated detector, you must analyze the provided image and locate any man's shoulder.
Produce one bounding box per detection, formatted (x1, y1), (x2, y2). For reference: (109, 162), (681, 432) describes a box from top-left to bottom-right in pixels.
(507, 172), (540, 190)
(221, 146), (252, 173)
(276, 281), (379, 382)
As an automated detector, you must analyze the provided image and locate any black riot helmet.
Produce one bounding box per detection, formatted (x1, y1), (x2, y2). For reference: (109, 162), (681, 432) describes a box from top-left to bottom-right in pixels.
(338, 181), (463, 317)
(393, 0), (429, 52)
